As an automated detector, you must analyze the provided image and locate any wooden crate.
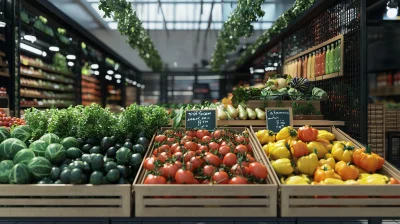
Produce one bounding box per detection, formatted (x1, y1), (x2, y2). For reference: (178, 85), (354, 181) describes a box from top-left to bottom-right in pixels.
(246, 100), (320, 112)
(0, 184), (131, 217)
(250, 126), (400, 217)
(133, 127), (278, 217)
(385, 109), (400, 132)
(169, 119), (345, 127)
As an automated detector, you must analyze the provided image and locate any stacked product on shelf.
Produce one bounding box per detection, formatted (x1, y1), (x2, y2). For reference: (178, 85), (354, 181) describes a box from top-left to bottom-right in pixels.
(81, 75), (101, 106)
(107, 85), (122, 112)
(19, 55), (76, 109)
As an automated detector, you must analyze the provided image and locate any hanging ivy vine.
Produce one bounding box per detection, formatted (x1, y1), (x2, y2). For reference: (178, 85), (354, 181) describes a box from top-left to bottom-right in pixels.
(210, 0), (265, 72)
(236, 0), (315, 67)
(99, 0), (163, 71)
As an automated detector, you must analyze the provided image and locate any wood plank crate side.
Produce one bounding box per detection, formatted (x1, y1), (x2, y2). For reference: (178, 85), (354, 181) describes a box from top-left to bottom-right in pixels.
(134, 127), (278, 217)
(0, 184), (131, 217)
(246, 100), (320, 112)
(251, 126), (400, 217)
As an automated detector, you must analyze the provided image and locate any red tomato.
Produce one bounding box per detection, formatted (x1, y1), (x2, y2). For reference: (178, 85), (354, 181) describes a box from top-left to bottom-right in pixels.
(155, 135), (167, 143)
(234, 144), (248, 154)
(180, 136), (193, 144)
(205, 154), (221, 167)
(158, 144), (170, 152)
(229, 176), (249, 184)
(160, 163), (179, 178)
(186, 161), (196, 172)
(175, 169), (195, 184)
(298, 125), (318, 142)
(186, 130), (197, 138)
(171, 145), (181, 154)
(202, 179), (211, 184)
(212, 171), (230, 184)
(208, 142), (219, 152)
(230, 164), (248, 176)
(246, 144), (253, 153)
(223, 153), (237, 167)
(144, 174), (167, 184)
(213, 130), (222, 139)
(157, 152), (169, 163)
(241, 161), (250, 167)
(183, 151), (196, 163)
(246, 154), (256, 163)
(196, 130), (209, 139)
(144, 158), (155, 171)
(175, 161), (183, 169)
(203, 165), (216, 177)
(202, 135), (211, 143)
(184, 141), (198, 151)
(249, 162), (268, 179)
(218, 146), (231, 156)
(167, 137), (176, 144)
(198, 145), (209, 153)
(235, 135), (245, 144)
(190, 156), (204, 170)
(173, 152), (183, 160)
(191, 178), (200, 184)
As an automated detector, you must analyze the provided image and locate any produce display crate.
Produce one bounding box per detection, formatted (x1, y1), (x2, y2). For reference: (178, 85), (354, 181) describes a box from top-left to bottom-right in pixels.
(133, 127), (278, 217)
(0, 184), (131, 217)
(246, 100), (320, 112)
(250, 126), (400, 217)
(0, 134), (157, 217)
(368, 103), (385, 157)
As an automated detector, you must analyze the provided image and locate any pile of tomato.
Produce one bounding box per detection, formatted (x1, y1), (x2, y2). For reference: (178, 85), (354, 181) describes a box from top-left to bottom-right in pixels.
(0, 109), (26, 128)
(143, 128), (269, 185)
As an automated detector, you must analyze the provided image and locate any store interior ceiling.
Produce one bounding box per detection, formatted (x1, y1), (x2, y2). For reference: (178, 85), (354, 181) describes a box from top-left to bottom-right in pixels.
(48, 0), (294, 71)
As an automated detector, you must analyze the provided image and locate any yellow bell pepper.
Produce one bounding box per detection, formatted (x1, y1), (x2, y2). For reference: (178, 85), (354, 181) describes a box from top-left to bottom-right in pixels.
(316, 139), (333, 152)
(314, 164), (342, 182)
(297, 150), (319, 176)
(325, 153), (334, 159)
(318, 157), (336, 168)
(320, 178), (345, 185)
(272, 158), (294, 176)
(276, 126), (298, 143)
(262, 143), (270, 156)
(344, 180), (360, 185)
(283, 175), (311, 185)
(307, 141), (328, 159)
(355, 166), (368, 174)
(331, 142), (355, 163)
(256, 130), (276, 144)
(357, 173), (389, 185)
(269, 140), (291, 160)
(317, 130), (335, 141)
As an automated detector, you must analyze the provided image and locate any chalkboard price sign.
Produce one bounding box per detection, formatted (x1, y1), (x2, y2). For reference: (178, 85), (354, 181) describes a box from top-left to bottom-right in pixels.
(266, 107), (293, 133)
(185, 109), (217, 131)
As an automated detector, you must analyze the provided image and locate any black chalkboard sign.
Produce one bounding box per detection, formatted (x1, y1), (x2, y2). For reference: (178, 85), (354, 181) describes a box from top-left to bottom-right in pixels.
(185, 109), (217, 131)
(266, 107), (293, 133)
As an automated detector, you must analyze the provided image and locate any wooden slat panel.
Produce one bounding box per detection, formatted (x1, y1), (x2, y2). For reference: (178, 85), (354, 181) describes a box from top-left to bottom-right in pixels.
(281, 207), (400, 217)
(0, 208), (126, 217)
(281, 185), (400, 196)
(0, 198), (121, 206)
(136, 207), (273, 217)
(144, 198), (269, 206)
(289, 198), (400, 206)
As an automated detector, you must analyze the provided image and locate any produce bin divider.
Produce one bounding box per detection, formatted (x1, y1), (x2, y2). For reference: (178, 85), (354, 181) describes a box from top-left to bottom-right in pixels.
(133, 127), (278, 217)
(168, 120), (345, 127)
(250, 126), (400, 217)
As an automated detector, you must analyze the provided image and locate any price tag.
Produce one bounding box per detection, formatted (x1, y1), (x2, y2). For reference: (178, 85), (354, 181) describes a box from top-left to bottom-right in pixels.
(185, 109), (217, 131)
(266, 107), (293, 133)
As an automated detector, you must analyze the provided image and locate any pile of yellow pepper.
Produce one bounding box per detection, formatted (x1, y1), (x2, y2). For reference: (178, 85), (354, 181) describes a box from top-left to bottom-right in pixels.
(255, 126), (400, 185)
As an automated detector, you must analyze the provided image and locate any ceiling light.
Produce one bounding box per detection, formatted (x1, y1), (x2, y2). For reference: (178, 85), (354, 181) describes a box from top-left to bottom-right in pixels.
(107, 70), (114, 75)
(42, 51), (47, 57)
(0, 21), (5, 28)
(114, 63), (119, 71)
(132, 81), (137, 85)
(49, 46), (59, 52)
(254, 69), (265, 73)
(68, 61), (74, 66)
(173, 62), (178, 67)
(387, 0), (399, 18)
(114, 74), (121, 79)
(66, 55), (76, 60)
(20, 43), (43, 55)
(116, 79), (121, 83)
(94, 71), (99, 75)
(91, 64), (99, 69)
(137, 84), (141, 87)
(142, 85), (145, 88)
(23, 35), (37, 43)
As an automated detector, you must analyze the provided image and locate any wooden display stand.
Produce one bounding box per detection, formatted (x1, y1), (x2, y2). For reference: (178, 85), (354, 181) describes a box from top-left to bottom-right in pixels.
(133, 127), (278, 217)
(246, 100), (320, 112)
(250, 126), (400, 217)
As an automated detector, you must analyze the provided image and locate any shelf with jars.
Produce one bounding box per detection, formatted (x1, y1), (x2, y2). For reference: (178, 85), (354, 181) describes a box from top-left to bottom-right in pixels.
(283, 35), (343, 82)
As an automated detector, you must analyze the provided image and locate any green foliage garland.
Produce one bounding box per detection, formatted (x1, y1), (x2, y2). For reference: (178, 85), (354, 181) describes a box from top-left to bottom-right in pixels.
(210, 0), (265, 72)
(236, 0), (315, 67)
(99, 0), (163, 71)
